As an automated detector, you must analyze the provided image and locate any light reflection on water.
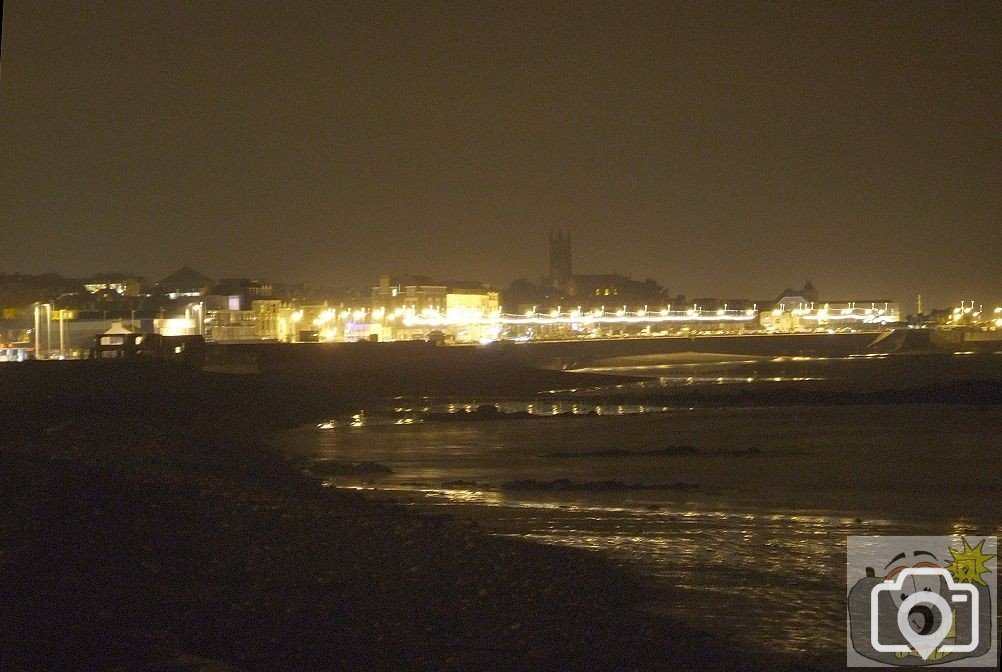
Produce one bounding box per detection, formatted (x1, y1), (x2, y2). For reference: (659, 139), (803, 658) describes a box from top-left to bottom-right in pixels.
(554, 351), (1002, 397)
(284, 399), (1002, 666)
(316, 400), (676, 428)
(352, 484), (897, 659)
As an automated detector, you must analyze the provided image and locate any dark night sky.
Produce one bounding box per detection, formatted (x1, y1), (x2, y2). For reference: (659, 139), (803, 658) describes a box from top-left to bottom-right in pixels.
(1, 1), (999, 308)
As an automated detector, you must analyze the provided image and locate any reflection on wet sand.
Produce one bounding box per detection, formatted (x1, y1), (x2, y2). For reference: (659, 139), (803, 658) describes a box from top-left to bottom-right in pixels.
(342, 483), (912, 659)
(281, 366), (1002, 667)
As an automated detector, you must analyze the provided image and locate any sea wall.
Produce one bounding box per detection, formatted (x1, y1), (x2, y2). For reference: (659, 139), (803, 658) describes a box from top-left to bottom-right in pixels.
(201, 332), (884, 376)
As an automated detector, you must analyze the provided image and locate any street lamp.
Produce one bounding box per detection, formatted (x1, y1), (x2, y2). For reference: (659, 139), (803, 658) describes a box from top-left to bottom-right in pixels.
(44, 303), (52, 359)
(190, 302), (204, 337)
(58, 307), (65, 358)
(290, 310), (303, 343)
(33, 303), (41, 359)
(50, 292), (77, 359)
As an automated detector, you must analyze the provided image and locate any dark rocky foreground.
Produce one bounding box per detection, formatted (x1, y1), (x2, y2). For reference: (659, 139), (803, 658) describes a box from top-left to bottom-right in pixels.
(0, 360), (824, 671)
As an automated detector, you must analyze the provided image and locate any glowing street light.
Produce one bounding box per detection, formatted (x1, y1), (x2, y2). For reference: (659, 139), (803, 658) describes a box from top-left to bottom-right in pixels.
(44, 303), (52, 359)
(33, 303), (41, 359)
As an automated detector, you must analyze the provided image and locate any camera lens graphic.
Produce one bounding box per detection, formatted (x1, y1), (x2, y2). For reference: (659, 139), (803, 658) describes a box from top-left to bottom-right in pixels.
(896, 591), (953, 659)
(908, 604), (936, 635)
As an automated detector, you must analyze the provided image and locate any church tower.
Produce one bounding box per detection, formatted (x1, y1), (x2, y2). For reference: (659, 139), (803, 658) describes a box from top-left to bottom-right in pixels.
(549, 230), (572, 288)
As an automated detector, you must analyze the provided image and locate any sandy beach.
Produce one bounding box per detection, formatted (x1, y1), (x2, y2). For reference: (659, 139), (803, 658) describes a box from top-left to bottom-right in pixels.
(0, 359), (829, 671)
(6, 353), (1000, 670)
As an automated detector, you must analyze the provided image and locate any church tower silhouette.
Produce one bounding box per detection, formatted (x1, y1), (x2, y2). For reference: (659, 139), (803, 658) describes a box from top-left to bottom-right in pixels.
(549, 230), (572, 288)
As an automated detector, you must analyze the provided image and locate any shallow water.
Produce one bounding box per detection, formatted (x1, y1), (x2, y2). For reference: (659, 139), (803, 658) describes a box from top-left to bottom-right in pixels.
(279, 396), (1002, 667)
(561, 351), (1002, 396)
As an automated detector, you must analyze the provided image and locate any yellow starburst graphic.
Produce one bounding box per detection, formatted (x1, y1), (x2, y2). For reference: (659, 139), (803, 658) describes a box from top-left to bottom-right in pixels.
(945, 538), (996, 586)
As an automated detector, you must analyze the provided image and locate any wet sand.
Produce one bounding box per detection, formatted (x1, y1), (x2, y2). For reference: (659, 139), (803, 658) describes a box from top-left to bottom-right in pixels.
(0, 360), (822, 671)
(288, 401), (1000, 665)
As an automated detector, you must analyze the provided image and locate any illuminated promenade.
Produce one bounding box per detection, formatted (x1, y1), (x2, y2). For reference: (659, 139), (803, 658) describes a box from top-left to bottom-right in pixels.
(329, 302), (901, 344)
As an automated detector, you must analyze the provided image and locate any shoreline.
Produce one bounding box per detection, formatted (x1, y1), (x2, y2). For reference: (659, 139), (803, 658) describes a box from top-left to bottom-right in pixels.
(6, 356), (997, 670)
(292, 398), (999, 670)
(0, 417), (818, 672)
(0, 361), (828, 671)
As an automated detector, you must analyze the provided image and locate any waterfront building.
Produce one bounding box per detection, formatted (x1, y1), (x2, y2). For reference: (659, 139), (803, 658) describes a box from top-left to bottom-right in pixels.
(368, 275), (500, 342)
(761, 299), (900, 331)
(371, 275), (448, 316)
